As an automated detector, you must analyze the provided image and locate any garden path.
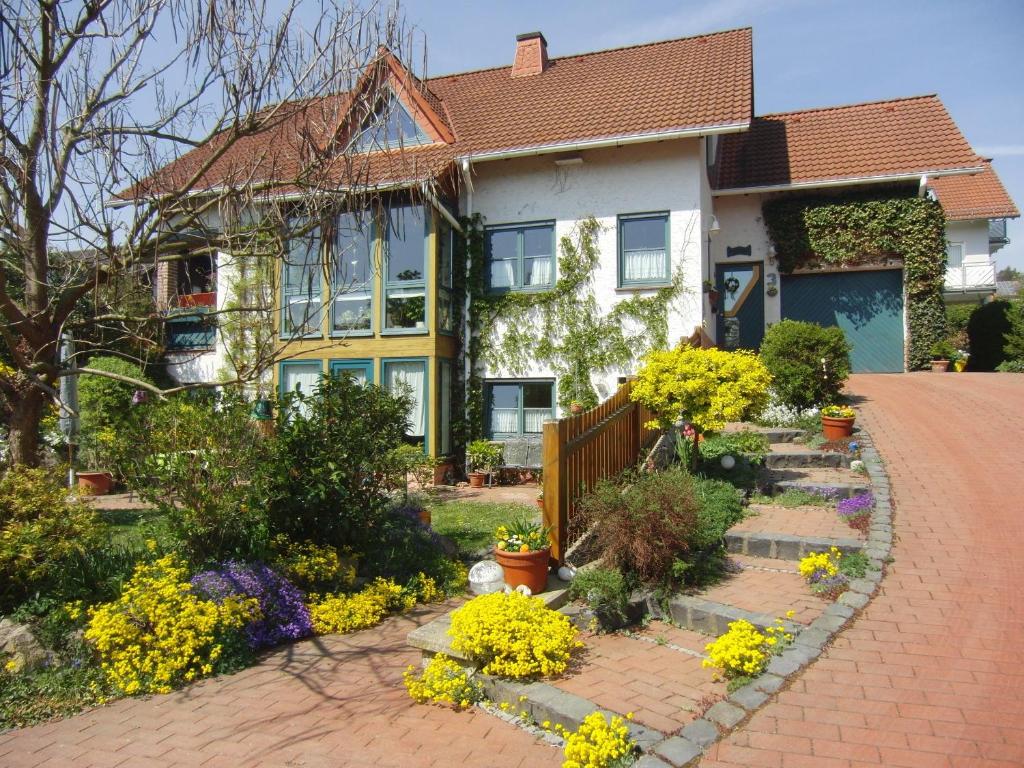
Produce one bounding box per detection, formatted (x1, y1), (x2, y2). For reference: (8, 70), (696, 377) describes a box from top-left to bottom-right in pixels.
(0, 602), (562, 768)
(701, 372), (1024, 767)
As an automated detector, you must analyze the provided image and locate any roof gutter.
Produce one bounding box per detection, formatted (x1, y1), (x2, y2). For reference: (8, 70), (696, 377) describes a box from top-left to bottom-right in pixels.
(457, 121), (750, 164)
(712, 166), (986, 197)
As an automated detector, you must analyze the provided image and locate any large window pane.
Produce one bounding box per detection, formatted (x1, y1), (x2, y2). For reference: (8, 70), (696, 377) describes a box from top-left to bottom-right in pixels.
(283, 223), (322, 335)
(332, 295), (371, 331)
(620, 214), (668, 284)
(385, 360), (426, 441)
(523, 383), (553, 434)
(486, 224), (554, 291)
(489, 384), (520, 435)
(386, 205), (425, 282)
(385, 290), (425, 329)
(281, 361), (322, 417)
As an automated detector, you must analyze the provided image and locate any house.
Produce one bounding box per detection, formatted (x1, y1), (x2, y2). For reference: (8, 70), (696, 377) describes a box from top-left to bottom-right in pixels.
(144, 26), (1017, 462)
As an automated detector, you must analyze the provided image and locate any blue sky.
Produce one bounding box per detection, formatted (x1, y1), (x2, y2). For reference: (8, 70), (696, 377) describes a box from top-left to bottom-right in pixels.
(402, 0), (1024, 272)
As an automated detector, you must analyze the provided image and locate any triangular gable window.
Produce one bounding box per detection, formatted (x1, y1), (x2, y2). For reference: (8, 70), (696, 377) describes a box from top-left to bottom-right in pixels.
(352, 93), (431, 152)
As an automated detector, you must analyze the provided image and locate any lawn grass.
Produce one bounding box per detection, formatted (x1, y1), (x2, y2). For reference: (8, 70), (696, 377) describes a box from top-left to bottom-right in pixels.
(96, 507), (172, 552)
(428, 499), (538, 555)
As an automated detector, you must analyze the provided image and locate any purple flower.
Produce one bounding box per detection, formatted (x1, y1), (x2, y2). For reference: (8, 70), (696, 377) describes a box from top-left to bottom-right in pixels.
(837, 492), (874, 519)
(192, 561), (312, 650)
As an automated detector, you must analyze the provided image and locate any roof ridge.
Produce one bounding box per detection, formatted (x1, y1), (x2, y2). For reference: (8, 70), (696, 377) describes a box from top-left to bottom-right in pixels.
(756, 94), (941, 120)
(424, 26), (752, 83)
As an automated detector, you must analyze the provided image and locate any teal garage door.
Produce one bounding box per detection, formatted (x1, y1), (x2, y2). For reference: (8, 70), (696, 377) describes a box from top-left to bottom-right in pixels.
(781, 270), (904, 373)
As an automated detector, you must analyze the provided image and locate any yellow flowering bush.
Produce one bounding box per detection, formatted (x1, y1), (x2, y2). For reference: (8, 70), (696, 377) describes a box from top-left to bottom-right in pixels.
(403, 653), (482, 709)
(702, 615), (794, 681)
(307, 578), (407, 635)
(448, 591), (583, 679)
(799, 548), (841, 580)
(270, 535), (356, 589)
(557, 711), (636, 768)
(84, 555), (258, 695)
(630, 347), (772, 431)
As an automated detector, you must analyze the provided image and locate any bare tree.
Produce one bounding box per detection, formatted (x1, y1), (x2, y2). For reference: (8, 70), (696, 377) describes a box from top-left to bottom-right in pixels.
(0, 0), (429, 466)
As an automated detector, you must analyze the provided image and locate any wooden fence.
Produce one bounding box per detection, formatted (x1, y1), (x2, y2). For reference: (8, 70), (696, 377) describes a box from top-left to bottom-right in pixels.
(541, 380), (661, 564)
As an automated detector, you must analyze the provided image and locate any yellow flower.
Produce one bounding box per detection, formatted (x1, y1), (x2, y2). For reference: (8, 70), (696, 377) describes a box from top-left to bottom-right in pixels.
(403, 654), (482, 710)
(561, 711), (636, 768)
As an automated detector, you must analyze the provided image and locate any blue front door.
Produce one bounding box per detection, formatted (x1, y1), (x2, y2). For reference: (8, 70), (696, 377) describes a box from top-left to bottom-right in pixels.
(716, 263), (765, 350)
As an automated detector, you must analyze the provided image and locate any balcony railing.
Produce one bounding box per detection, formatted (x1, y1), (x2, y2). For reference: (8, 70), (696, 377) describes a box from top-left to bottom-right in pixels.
(944, 261), (996, 292)
(174, 291), (216, 308)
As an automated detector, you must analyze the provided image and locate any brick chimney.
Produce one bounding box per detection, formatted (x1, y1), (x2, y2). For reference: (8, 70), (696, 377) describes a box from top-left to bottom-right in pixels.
(512, 32), (548, 77)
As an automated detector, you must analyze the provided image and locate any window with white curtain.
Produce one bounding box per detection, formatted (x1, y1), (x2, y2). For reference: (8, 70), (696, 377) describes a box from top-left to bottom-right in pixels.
(281, 221), (323, 336)
(280, 361), (323, 417)
(439, 360), (452, 455)
(487, 381), (554, 438)
(486, 223), (554, 291)
(619, 213), (669, 286)
(384, 359), (427, 444)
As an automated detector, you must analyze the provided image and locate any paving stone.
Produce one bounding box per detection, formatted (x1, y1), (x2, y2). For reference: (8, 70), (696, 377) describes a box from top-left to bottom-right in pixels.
(728, 684), (770, 711)
(704, 701), (745, 729)
(750, 673), (785, 693)
(654, 736), (703, 766)
(634, 755), (673, 768)
(822, 602), (855, 619)
(680, 718), (720, 748)
(848, 578), (877, 595)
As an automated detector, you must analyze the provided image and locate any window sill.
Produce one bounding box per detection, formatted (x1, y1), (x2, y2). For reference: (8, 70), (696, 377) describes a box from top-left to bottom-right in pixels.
(486, 285), (555, 296)
(330, 330), (374, 338)
(280, 333), (325, 341)
(615, 282), (671, 292)
(380, 328), (430, 336)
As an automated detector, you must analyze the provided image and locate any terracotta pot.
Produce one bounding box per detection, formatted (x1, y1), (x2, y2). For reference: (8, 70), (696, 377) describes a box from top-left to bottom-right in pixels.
(468, 471), (485, 488)
(570, 403), (584, 415)
(535, 498), (544, 511)
(931, 359), (950, 373)
(495, 547), (550, 594)
(78, 471), (113, 496)
(418, 508), (432, 527)
(821, 416), (855, 441)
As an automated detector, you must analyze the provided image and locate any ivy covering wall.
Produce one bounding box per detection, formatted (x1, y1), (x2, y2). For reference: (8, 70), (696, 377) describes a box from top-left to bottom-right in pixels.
(761, 190), (947, 370)
(459, 215), (685, 439)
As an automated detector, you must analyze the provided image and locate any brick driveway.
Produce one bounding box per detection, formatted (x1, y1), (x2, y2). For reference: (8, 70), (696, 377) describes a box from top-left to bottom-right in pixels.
(0, 603), (561, 768)
(702, 373), (1024, 768)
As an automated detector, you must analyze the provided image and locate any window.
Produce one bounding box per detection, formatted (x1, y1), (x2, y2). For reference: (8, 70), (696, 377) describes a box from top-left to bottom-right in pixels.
(383, 359), (428, 446)
(331, 211), (374, 334)
(282, 222), (323, 336)
(485, 223), (554, 291)
(384, 204), (427, 330)
(166, 311), (215, 350)
(438, 219), (455, 333)
(486, 381), (554, 438)
(280, 360), (323, 417)
(439, 359), (452, 455)
(352, 95), (430, 152)
(619, 213), (669, 286)
(946, 242), (964, 270)
(330, 359), (373, 385)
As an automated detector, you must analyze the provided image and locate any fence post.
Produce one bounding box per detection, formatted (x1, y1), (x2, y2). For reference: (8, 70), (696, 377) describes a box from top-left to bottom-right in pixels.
(542, 419), (566, 565)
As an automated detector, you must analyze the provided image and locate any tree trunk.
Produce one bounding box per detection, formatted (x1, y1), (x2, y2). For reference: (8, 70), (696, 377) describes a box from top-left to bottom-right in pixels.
(7, 389), (46, 467)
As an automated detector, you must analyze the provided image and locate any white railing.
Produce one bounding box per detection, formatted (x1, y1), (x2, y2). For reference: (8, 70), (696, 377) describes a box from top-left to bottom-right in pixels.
(944, 261), (996, 291)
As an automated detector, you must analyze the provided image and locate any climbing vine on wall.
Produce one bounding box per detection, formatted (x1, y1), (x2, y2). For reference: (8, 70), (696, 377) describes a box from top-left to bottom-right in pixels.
(460, 215), (684, 439)
(761, 190), (947, 370)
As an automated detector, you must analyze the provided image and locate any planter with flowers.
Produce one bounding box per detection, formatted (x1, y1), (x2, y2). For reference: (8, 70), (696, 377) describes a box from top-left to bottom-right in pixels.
(929, 340), (959, 373)
(820, 404), (856, 440)
(494, 518), (553, 594)
(465, 440), (503, 488)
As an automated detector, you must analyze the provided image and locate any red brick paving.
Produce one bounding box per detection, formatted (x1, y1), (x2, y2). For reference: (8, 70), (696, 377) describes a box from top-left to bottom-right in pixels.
(734, 503), (864, 542)
(703, 555), (826, 626)
(0, 603), (561, 768)
(552, 628), (726, 735)
(702, 373), (1024, 767)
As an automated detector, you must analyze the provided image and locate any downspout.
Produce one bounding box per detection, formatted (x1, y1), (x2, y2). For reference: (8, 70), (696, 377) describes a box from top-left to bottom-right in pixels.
(918, 174), (929, 198)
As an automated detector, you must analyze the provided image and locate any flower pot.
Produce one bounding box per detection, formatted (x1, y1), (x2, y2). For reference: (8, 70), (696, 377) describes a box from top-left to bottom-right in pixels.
(821, 416), (855, 441)
(468, 471), (486, 488)
(78, 471), (113, 496)
(535, 498), (544, 511)
(570, 403), (584, 415)
(494, 547), (550, 594)
(931, 359), (950, 373)
(418, 508), (432, 527)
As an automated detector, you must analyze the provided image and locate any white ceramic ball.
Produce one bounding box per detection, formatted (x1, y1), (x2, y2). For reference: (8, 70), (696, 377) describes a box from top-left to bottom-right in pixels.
(557, 565), (576, 581)
(468, 560), (505, 595)
(720, 454), (737, 470)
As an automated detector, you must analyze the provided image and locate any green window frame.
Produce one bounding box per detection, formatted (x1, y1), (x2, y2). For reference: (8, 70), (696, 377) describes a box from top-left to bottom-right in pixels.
(382, 357), (429, 450)
(617, 212), (670, 288)
(439, 359), (452, 456)
(281, 220), (323, 338)
(485, 380), (555, 439)
(330, 211), (375, 337)
(329, 358), (374, 385)
(382, 204), (428, 333)
(485, 222), (555, 293)
(437, 218), (455, 335)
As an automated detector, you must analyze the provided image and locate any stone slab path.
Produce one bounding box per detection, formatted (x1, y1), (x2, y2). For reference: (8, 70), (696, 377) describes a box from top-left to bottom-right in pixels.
(0, 603), (561, 768)
(702, 372), (1024, 768)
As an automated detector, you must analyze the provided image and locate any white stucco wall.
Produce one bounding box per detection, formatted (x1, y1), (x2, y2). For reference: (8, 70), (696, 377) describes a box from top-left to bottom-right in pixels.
(465, 139), (707, 407)
(708, 193), (779, 343)
(945, 220), (991, 264)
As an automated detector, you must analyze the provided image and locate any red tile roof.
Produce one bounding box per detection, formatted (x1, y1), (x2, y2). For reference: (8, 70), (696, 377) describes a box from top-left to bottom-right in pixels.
(928, 161), (1019, 220)
(713, 95), (984, 191)
(130, 28), (753, 198)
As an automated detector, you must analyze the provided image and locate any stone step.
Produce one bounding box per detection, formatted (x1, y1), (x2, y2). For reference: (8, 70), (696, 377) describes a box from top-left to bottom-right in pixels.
(764, 444), (849, 469)
(724, 530), (865, 560)
(659, 593), (804, 638)
(723, 423), (805, 443)
(771, 479), (870, 499)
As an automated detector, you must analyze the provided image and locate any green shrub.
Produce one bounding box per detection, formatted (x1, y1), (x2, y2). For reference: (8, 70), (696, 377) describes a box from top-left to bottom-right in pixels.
(78, 356), (154, 471)
(996, 359), (1024, 373)
(945, 302), (976, 350)
(1003, 300), (1024, 364)
(929, 339), (958, 361)
(568, 567), (634, 630)
(0, 468), (109, 612)
(966, 300), (1013, 370)
(692, 478), (745, 549)
(698, 431), (770, 465)
(117, 390), (274, 565)
(267, 375), (412, 553)
(760, 320), (851, 410)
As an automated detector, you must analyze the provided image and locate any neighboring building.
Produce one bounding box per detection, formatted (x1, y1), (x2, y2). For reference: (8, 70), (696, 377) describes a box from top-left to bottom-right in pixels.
(144, 26), (1017, 461)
